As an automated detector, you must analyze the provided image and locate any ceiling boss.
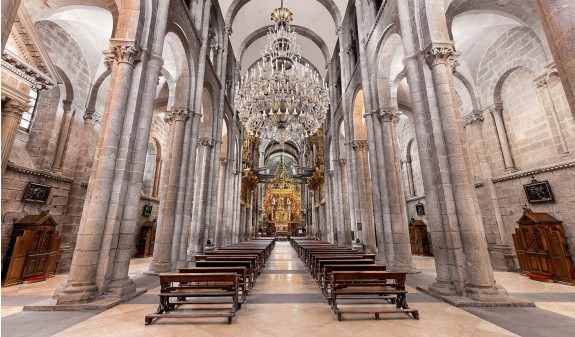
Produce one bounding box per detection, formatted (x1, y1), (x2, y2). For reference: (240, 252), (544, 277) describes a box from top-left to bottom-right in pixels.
(234, 0), (330, 144)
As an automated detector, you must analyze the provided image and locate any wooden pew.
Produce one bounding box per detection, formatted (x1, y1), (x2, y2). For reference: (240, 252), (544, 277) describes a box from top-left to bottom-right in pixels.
(195, 260), (256, 285)
(311, 254), (376, 278)
(145, 273), (239, 325)
(178, 267), (249, 306)
(330, 271), (419, 321)
(320, 264), (386, 300)
(195, 254), (260, 275)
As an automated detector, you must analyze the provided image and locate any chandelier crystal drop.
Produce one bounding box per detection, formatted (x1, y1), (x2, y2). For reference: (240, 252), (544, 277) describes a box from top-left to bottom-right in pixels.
(234, 1), (330, 144)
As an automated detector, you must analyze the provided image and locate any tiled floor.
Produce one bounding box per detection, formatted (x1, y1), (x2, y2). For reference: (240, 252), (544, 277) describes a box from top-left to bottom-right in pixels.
(2, 242), (575, 337)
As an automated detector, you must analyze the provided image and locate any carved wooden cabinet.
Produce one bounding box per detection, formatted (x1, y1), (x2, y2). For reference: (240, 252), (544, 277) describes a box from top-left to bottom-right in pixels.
(408, 218), (432, 256)
(512, 210), (575, 285)
(1, 214), (61, 286)
(136, 220), (156, 257)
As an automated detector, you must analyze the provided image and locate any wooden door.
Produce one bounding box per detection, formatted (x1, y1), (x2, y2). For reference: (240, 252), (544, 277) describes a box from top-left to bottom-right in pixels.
(2, 230), (32, 286)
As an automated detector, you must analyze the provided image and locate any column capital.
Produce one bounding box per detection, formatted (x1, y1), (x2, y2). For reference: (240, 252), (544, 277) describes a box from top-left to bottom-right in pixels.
(225, 25), (233, 36)
(220, 157), (229, 166)
(62, 100), (74, 113)
(83, 108), (99, 124)
(2, 98), (29, 118)
(336, 158), (347, 166)
(489, 102), (504, 116)
(103, 43), (141, 69)
(199, 137), (215, 147)
(463, 112), (484, 127)
(424, 42), (455, 68)
(377, 107), (401, 124)
(352, 140), (368, 151)
(170, 107), (191, 122)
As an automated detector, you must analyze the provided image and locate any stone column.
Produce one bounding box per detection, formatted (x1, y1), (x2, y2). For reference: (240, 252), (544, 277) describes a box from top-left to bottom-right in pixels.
(338, 158), (353, 247)
(1, 98), (27, 172)
(377, 108), (413, 271)
(150, 109), (189, 272)
(214, 158), (228, 247)
(52, 100), (75, 171)
(352, 140), (377, 254)
(536, 0), (575, 118)
(425, 43), (504, 301)
(489, 103), (515, 171)
(152, 156), (162, 197)
(57, 43), (140, 304)
(405, 157), (416, 197)
(397, 0), (457, 296)
(536, 74), (570, 155)
(189, 137), (214, 256)
(1, 0), (21, 52)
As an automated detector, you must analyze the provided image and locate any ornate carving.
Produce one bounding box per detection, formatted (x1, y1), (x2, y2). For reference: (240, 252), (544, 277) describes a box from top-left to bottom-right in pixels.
(220, 158), (228, 166)
(425, 43), (455, 67)
(103, 44), (141, 69)
(377, 108), (401, 124)
(463, 112), (484, 127)
(336, 158), (347, 166)
(170, 108), (190, 122)
(489, 102), (504, 116)
(163, 111), (174, 125)
(2, 98), (29, 117)
(199, 137), (215, 147)
(352, 140), (368, 151)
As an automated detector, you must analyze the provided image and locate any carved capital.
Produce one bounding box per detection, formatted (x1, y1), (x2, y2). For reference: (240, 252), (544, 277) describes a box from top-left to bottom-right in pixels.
(83, 108), (96, 123)
(220, 157), (229, 166)
(170, 108), (190, 122)
(424, 43), (455, 68)
(199, 137), (215, 147)
(337, 158), (347, 166)
(352, 140), (368, 151)
(103, 44), (141, 69)
(463, 112), (484, 127)
(2, 98), (29, 118)
(163, 111), (175, 125)
(535, 78), (548, 89)
(377, 107), (401, 124)
(62, 100), (74, 114)
(225, 26), (233, 36)
(489, 103), (504, 116)
(328, 169), (335, 176)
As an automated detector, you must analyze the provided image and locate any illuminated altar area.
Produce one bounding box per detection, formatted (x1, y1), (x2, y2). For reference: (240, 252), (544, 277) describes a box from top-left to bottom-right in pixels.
(262, 158), (302, 233)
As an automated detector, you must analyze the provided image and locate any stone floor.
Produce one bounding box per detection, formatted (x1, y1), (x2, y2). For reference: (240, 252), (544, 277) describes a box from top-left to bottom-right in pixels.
(2, 242), (575, 337)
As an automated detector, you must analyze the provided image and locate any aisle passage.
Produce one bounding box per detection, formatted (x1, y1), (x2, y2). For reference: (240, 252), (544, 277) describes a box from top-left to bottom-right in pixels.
(45, 241), (520, 337)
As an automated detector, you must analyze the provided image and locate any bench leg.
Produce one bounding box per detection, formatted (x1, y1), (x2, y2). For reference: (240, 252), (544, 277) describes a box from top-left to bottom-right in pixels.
(412, 310), (419, 320)
(145, 317), (153, 325)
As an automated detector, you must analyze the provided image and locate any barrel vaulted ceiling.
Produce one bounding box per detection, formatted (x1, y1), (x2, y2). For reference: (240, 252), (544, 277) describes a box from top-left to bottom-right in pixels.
(220, 0), (349, 77)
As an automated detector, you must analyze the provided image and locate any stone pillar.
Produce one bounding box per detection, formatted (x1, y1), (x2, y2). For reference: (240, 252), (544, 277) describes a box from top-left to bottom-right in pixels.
(1, 98), (27, 172)
(214, 158), (228, 246)
(405, 157), (416, 197)
(352, 140), (377, 254)
(536, 73), (570, 155)
(338, 158), (353, 247)
(150, 109), (189, 272)
(152, 156), (162, 197)
(377, 108), (413, 271)
(189, 137), (214, 256)
(1, 0), (21, 52)
(425, 43), (504, 301)
(57, 43), (140, 304)
(52, 100), (75, 171)
(536, 0), (575, 118)
(489, 103), (515, 171)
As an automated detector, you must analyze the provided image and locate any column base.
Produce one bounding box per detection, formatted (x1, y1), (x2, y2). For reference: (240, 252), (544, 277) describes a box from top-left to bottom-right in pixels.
(176, 260), (191, 269)
(418, 282), (534, 307)
(106, 278), (137, 298)
(428, 280), (458, 297)
(151, 261), (174, 273)
(55, 282), (99, 304)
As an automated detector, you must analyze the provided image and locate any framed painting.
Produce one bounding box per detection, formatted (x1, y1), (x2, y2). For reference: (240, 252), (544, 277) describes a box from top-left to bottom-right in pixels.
(22, 182), (51, 203)
(523, 180), (555, 204)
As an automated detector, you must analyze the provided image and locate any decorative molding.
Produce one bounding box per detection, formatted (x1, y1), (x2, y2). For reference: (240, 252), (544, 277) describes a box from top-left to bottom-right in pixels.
(6, 163), (74, 183)
(474, 182), (484, 188)
(377, 107), (401, 124)
(463, 112), (484, 127)
(170, 108), (190, 122)
(1, 51), (57, 89)
(140, 195), (160, 203)
(405, 195), (425, 203)
(364, 2), (391, 49)
(492, 161), (575, 183)
(103, 44), (141, 69)
(352, 140), (368, 151)
(424, 42), (455, 68)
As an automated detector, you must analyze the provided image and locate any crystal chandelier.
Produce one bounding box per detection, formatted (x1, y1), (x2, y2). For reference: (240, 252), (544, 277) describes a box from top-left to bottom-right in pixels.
(234, 1), (329, 144)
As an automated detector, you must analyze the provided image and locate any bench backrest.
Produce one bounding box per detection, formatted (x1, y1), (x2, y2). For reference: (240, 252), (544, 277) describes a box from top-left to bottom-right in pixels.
(324, 264), (386, 274)
(159, 272), (238, 286)
(331, 271), (406, 283)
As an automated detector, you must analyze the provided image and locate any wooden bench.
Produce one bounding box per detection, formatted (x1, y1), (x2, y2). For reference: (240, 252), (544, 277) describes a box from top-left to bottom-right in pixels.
(330, 271), (419, 321)
(320, 264), (386, 300)
(311, 254), (376, 278)
(178, 267), (249, 306)
(195, 254), (260, 275)
(195, 260), (256, 285)
(145, 273), (239, 325)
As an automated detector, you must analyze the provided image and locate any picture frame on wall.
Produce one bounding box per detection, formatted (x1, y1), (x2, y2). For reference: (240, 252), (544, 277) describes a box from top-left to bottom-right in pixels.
(416, 202), (425, 216)
(22, 182), (51, 203)
(143, 203), (153, 216)
(523, 178), (555, 204)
